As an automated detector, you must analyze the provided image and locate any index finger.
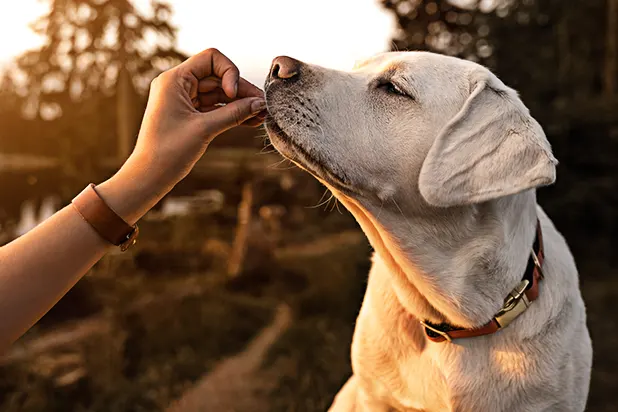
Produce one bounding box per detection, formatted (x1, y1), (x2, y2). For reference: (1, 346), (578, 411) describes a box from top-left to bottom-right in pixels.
(238, 77), (264, 99)
(197, 76), (264, 99)
(180, 48), (240, 98)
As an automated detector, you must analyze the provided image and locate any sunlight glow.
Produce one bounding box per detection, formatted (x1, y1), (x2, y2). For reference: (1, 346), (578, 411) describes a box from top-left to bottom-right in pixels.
(168, 0), (396, 84)
(0, 0), (395, 85)
(0, 0), (48, 65)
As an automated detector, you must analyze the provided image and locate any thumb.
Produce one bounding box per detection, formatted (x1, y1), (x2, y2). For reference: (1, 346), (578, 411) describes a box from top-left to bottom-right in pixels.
(203, 97), (266, 135)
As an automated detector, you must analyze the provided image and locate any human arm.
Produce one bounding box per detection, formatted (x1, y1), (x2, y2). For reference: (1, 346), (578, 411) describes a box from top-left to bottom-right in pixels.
(0, 48), (266, 352)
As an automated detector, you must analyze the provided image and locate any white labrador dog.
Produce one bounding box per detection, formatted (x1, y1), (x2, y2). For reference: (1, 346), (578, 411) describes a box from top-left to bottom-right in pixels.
(263, 51), (592, 412)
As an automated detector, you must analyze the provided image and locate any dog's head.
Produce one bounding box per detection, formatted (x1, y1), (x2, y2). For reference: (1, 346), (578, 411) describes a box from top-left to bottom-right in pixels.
(264, 51), (557, 211)
(264, 51), (558, 325)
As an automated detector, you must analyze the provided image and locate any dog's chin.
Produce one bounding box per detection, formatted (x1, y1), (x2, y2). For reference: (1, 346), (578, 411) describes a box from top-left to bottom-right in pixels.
(263, 116), (298, 161)
(264, 115), (358, 195)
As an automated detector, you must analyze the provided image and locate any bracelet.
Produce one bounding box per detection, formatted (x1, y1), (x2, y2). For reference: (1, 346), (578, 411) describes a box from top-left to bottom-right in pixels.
(71, 184), (139, 252)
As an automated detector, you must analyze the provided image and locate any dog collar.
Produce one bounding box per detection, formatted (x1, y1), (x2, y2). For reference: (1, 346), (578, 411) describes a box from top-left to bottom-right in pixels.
(421, 219), (544, 343)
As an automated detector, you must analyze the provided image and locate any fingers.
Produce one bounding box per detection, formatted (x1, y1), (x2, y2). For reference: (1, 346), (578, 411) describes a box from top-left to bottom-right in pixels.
(198, 103), (266, 128)
(198, 89), (234, 109)
(237, 78), (264, 99)
(196, 80), (265, 113)
(176, 48), (267, 134)
(198, 76), (264, 99)
(180, 48), (240, 98)
(197, 78), (221, 93)
(241, 110), (267, 127)
(202, 97), (267, 135)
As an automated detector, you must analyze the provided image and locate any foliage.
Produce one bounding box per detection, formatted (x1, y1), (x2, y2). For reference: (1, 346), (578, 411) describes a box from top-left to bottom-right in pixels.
(17, 0), (185, 112)
(0, 0), (186, 169)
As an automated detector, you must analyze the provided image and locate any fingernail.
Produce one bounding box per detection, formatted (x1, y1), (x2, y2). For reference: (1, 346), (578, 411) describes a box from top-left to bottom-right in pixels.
(234, 83), (238, 97)
(251, 98), (267, 113)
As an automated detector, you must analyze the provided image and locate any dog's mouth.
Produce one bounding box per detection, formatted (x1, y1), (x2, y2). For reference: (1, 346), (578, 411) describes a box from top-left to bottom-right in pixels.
(264, 114), (358, 195)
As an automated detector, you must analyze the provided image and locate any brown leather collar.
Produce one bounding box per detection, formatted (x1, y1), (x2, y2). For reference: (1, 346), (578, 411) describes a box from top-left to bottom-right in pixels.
(421, 219), (545, 343)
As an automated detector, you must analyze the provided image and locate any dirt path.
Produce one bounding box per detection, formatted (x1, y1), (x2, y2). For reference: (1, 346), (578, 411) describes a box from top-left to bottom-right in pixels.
(165, 304), (292, 412)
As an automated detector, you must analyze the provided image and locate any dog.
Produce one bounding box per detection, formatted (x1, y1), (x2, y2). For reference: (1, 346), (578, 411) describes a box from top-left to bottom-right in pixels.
(263, 51), (592, 411)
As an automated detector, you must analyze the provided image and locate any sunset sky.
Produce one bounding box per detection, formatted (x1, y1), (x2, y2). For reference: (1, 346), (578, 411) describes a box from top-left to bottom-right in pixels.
(0, 0), (395, 85)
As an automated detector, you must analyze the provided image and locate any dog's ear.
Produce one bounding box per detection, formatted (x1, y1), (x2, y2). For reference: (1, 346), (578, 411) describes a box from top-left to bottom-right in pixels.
(418, 70), (558, 207)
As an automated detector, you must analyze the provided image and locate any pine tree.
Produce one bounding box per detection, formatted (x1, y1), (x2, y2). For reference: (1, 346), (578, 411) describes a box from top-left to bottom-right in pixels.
(18, 0), (185, 109)
(14, 0), (187, 164)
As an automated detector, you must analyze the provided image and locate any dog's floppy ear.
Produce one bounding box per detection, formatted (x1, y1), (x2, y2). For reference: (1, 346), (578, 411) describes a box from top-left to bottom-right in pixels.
(418, 70), (558, 207)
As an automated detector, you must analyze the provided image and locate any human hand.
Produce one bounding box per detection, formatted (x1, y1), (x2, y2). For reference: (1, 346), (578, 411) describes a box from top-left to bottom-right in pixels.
(96, 48), (266, 224)
(130, 47), (266, 191)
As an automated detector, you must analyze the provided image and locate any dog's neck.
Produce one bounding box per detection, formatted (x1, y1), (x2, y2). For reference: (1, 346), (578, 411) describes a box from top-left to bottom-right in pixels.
(338, 190), (539, 328)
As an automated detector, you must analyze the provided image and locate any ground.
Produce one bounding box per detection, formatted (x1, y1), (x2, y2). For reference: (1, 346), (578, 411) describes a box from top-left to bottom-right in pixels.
(0, 170), (614, 411)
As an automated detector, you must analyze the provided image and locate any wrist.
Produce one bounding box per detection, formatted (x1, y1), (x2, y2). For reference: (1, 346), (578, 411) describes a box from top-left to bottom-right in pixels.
(95, 153), (173, 225)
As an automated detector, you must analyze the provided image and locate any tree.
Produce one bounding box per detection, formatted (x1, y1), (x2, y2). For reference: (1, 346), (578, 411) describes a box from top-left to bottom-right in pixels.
(380, 0), (616, 115)
(381, 0), (500, 64)
(14, 0), (187, 163)
(0, 75), (24, 154)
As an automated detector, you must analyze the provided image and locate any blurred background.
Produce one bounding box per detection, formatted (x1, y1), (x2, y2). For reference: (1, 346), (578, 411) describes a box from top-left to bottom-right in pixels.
(0, 0), (615, 410)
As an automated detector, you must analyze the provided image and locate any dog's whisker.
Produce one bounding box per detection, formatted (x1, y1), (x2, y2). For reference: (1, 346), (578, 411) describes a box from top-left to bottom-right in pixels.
(259, 147), (278, 155)
(317, 188), (332, 206)
(268, 158), (291, 169)
(328, 197), (337, 212)
(307, 190), (334, 209)
(376, 199), (385, 220)
(333, 197), (343, 215)
(317, 123), (326, 141)
(271, 164), (298, 171)
(324, 194), (336, 212)
(392, 198), (414, 234)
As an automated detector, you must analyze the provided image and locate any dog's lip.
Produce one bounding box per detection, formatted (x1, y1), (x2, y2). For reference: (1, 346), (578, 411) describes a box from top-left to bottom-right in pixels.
(264, 114), (360, 196)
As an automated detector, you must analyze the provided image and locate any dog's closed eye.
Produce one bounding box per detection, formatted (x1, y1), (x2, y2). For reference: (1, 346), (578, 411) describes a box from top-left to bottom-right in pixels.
(376, 79), (414, 100)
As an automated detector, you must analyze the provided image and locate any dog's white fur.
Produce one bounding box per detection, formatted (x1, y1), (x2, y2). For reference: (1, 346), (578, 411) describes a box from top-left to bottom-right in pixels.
(264, 51), (592, 412)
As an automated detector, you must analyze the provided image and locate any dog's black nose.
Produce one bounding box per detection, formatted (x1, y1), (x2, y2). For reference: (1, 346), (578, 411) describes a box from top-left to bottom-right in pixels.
(269, 56), (302, 80)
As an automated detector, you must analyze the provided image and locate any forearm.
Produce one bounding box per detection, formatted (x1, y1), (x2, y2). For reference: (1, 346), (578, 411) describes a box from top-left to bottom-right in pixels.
(0, 46), (265, 353)
(0, 155), (168, 352)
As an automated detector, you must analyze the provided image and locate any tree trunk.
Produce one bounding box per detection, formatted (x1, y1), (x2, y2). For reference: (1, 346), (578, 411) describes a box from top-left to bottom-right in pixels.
(116, 66), (135, 162)
(227, 182), (254, 277)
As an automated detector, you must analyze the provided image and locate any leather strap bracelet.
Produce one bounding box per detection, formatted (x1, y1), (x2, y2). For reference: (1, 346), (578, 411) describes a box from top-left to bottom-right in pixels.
(71, 184), (139, 251)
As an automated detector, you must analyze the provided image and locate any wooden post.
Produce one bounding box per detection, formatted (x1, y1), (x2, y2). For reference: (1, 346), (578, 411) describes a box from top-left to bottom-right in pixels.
(227, 181), (254, 277)
(116, 66), (135, 162)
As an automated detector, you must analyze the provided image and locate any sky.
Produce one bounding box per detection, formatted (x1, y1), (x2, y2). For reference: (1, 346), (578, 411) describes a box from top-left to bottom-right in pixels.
(0, 0), (396, 86)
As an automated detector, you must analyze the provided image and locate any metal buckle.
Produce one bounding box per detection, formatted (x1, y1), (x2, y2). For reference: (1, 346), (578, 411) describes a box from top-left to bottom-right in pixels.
(119, 225), (139, 252)
(531, 249), (544, 279)
(494, 279), (530, 328)
(420, 321), (452, 342)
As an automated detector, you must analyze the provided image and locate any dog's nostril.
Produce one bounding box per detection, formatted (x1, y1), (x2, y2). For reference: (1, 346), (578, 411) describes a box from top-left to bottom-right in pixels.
(270, 63), (281, 79)
(270, 56), (301, 80)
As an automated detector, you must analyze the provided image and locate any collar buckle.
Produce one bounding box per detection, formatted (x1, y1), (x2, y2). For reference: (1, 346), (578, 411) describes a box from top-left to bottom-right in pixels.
(494, 279), (530, 328)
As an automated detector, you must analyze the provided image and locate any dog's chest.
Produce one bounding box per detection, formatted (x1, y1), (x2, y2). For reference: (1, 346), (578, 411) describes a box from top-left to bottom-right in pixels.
(349, 259), (518, 412)
(352, 310), (454, 411)
(351, 274), (454, 411)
